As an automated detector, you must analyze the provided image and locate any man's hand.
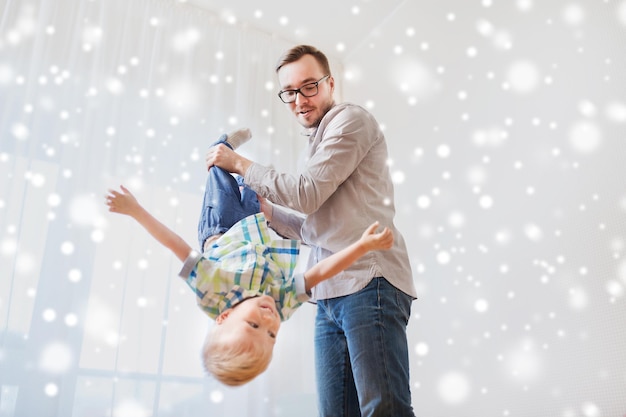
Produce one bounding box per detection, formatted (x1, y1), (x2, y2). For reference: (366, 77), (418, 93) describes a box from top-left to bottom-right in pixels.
(205, 143), (253, 176)
(359, 221), (394, 251)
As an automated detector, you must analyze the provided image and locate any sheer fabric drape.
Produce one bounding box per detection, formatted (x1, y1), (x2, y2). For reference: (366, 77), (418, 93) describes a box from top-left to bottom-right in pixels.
(0, 1), (313, 416)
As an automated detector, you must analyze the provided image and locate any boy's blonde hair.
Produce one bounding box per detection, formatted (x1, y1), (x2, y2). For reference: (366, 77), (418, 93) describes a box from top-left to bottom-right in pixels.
(202, 325), (273, 386)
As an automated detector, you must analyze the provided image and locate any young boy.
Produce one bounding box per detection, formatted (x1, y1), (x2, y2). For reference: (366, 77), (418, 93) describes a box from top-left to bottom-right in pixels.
(105, 129), (394, 386)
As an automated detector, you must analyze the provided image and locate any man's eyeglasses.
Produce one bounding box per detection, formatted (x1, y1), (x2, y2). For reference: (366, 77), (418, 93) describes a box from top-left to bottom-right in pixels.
(278, 75), (330, 103)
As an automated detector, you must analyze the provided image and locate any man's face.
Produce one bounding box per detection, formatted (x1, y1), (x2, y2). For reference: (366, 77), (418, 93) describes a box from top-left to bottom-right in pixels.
(277, 54), (335, 129)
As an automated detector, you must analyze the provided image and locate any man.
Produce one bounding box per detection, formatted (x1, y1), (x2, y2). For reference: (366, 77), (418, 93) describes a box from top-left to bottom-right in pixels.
(205, 45), (417, 417)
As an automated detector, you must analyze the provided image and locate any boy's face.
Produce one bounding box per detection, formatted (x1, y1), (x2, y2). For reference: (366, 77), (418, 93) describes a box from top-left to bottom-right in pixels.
(278, 54), (335, 129)
(215, 295), (281, 347)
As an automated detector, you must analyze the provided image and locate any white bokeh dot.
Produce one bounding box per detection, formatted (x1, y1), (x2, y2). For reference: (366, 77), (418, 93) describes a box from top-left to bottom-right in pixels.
(516, 0), (534, 12)
(29, 172), (46, 187)
(436, 144), (451, 158)
(568, 286), (589, 310)
(448, 211), (465, 228)
(39, 342), (73, 373)
(562, 4), (585, 26)
(44, 383), (59, 397)
(42, 309), (56, 322)
(91, 229), (104, 243)
(60, 241), (75, 255)
(524, 223), (543, 242)
(1, 238), (18, 256)
(606, 101), (626, 123)
(112, 400), (150, 417)
(475, 299), (489, 313)
(506, 60), (540, 94)
(417, 195), (431, 209)
(70, 195), (100, 226)
(415, 342), (429, 356)
(392, 170), (406, 184)
(12, 123), (29, 140)
(15, 252), (36, 275)
(437, 251), (451, 265)
(47, 193), (62, 207)
(68, 269), (82, 283)
(569, 121), (602, 154)
(65, 313), (79, 327)
(619, 1), (626, 27)
(210, 390), (224, 403)
(506, 339), (542, 381)
(479, 195), (493, 209)
(467, 165), (487, 186)
(437, 371), (470, 404)
(581, 401), (601, 417)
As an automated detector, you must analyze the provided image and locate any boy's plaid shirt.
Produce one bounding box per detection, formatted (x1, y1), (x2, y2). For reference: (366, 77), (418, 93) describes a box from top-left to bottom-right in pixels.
(178, 213), (308, 321)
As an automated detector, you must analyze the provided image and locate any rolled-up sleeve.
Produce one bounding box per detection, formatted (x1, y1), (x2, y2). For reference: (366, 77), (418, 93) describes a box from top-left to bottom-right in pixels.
(292, 272), (311, 302)
(178, 250), (202, 278)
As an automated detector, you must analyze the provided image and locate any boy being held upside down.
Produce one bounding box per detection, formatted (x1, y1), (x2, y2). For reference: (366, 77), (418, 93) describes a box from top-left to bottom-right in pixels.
(105, 128), (394, 386)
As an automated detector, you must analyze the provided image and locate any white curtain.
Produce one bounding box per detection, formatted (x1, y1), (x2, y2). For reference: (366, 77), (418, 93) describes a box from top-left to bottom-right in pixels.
(0, 0), (317, 416)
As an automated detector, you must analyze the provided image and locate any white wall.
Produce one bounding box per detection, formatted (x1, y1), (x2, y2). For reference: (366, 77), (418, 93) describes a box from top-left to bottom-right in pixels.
(343, 1), (626, 416)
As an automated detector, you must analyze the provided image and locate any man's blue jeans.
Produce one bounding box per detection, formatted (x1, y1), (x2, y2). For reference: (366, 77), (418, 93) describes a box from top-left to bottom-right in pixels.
(197, 135), (259, 249)
(315, 277), (415, 417)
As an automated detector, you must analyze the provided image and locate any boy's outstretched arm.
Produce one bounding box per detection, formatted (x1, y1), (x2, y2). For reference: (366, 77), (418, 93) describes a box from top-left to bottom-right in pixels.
(303, 221), (394, 292)
(106, 185), (192, 262)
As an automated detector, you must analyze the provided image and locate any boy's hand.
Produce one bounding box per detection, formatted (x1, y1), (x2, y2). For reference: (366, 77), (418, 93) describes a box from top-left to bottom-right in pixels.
(360, 221), (394, 251)
(258, 195), (273, 222)
(106, 185), (140, 216)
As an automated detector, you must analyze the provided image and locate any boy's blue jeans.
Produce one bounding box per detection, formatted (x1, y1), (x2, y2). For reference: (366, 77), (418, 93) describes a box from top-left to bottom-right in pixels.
(197, 135), (260, 249)
(315, 277), (415, 417)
